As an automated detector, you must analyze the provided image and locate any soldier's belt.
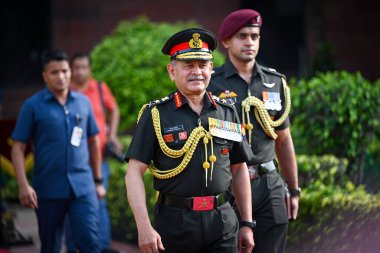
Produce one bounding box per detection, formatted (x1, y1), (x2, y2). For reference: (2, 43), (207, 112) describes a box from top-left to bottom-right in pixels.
(248, 160), (277, 179)
(160, 192), (227, 211)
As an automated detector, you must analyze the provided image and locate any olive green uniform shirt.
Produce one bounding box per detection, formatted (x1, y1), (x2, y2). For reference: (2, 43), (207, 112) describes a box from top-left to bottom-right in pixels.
(209, 59), (290, 165)
(126, 90), (253, 197)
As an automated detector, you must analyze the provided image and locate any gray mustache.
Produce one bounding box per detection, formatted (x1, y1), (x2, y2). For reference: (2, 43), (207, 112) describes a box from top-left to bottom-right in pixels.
(188, 75), (205, 81)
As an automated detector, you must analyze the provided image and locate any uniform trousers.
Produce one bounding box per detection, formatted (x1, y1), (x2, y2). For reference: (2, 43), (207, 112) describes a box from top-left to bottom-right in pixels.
(65, 161), (111, 251)
(251, 170), (288, 253)
(155, 201), (238, 253)
(36, 191), (100, 253)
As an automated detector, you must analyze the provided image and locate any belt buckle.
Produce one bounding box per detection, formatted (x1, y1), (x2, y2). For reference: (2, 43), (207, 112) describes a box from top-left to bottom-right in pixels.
(192, 196), (214, 211)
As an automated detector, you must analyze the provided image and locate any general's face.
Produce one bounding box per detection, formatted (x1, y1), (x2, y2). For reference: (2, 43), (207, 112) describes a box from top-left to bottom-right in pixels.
(43, 60), (71, 94)
(71, 57), (91, 83)
(222, 26), (261, 63)
(167, 60), (213, 96)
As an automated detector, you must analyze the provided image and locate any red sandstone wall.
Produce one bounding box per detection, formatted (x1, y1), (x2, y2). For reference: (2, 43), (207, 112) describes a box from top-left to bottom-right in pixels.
(51, 0), (240, 56)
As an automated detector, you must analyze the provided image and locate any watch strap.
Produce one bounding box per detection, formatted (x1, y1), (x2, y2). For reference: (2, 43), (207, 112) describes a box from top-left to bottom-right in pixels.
(288, 187), (301, 197)
(94, 177), (104, 184)
(240, 220), (256, 230)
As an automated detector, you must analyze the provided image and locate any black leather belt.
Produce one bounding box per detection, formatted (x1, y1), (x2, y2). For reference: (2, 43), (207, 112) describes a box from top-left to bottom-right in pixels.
(160, 192), (227, 211)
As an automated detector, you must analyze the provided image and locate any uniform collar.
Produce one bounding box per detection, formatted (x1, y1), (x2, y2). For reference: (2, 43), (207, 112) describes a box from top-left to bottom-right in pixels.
(224, 58), (264, 79)
(173, 90), (217, 110)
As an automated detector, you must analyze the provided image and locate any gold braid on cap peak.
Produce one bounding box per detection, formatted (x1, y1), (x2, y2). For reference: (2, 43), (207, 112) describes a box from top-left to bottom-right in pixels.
(148, 107), (216, 186)
(242, 78), (291, 142)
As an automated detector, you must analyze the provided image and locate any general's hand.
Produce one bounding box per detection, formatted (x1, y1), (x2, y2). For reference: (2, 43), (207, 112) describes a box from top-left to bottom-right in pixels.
(238, 226), (254, 253)
(96, 184), (106, 199)
(19, 184), (38, 209)
(138, 225), (165, 253)
(291, 196), (300, 220)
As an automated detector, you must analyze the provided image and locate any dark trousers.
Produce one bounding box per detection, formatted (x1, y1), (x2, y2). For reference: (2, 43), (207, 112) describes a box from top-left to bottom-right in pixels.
(65, 161), (111, 251)
(251, 170), (288, 253)
(36, 192), (100, 253)
(155, 202), (238, 253)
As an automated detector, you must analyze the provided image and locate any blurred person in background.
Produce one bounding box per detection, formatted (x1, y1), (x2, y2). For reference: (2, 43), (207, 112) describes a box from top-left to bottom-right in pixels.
(65, 52), (122, 253)
(11, 49), (105, 253)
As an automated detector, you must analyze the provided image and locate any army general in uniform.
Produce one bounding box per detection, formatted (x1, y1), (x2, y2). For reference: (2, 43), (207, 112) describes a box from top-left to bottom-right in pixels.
(125, 28), (256, 253)
(208, 9), (301, 253)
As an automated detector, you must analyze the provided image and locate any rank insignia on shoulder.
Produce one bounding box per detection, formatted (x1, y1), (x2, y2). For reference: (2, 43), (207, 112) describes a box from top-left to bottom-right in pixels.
(261, 66), (286, 79)
(146, 96), (171, 108)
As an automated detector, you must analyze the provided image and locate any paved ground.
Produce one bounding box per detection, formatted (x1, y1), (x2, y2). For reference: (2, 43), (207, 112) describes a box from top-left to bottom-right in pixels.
(2, 203), (140, 253)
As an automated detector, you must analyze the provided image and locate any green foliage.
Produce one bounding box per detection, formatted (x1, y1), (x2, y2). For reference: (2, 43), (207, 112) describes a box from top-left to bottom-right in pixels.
(297, 155), (349, 188)
(291, 71), (380, 181)
(0, 171), (32, 202)
(287, 154), (380, 253)
(288, 189), (380, 253)
(91, 16), (225, 131)
(107, 135), (156, 244)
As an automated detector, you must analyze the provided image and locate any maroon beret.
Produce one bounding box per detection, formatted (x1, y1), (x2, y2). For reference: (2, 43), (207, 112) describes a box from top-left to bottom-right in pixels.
(219, 9), (262, 41)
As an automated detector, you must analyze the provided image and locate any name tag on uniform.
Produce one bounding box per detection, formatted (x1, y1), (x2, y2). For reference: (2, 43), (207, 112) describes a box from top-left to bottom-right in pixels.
(208, 118), (243, 142)
(70, 126), (83, 147)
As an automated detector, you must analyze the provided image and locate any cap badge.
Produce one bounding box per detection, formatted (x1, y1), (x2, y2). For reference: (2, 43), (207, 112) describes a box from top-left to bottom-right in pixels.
(257, 16), (261, 23)
(189, 33), (203, 49)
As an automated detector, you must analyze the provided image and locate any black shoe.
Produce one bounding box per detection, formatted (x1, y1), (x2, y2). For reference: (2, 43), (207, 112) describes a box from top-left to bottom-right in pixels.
(101, 249), (120, 253)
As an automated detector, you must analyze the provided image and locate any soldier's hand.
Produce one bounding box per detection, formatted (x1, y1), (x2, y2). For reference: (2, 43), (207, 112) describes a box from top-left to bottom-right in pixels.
(138, 225), (165, 253)
(291, 196), (300, 220)
(238, 226), (254, 253)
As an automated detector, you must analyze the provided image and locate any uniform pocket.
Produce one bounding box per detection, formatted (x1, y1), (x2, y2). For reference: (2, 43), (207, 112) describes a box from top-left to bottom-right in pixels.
(266, 171), (288, 224)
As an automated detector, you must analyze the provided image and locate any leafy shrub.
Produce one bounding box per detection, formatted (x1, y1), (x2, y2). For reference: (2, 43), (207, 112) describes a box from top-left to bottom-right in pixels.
(287, 154), (380, 253)
(91, 16), (225, 131)
(107, 135), (156, 244)
(290, 71), (380, 183)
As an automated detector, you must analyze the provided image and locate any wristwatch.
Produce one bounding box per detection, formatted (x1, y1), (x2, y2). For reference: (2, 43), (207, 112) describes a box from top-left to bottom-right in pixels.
(240, 220), (256, 231)
(94, 177), (104, 185)
(288, 187), (302, 197)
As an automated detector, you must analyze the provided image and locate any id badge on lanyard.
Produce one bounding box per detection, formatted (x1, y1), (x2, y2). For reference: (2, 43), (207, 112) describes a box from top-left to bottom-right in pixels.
(70, 114), (83, 147)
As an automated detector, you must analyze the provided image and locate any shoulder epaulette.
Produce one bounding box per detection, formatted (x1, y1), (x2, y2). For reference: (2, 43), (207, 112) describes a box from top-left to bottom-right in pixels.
(137, 94), (173, 123)
(146, 94), (172, 108)
(260, 66), (286, 79)
(211, 66), (224, 77)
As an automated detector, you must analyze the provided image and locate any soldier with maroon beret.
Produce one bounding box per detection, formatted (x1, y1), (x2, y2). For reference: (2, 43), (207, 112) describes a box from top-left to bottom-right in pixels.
(209, 9), (300, 253)
(125, 28), (255, 253)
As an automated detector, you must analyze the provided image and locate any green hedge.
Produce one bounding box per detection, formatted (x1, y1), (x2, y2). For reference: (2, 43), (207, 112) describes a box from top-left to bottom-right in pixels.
(290, 72), (380, 183)
(287, 155), (380, 252)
